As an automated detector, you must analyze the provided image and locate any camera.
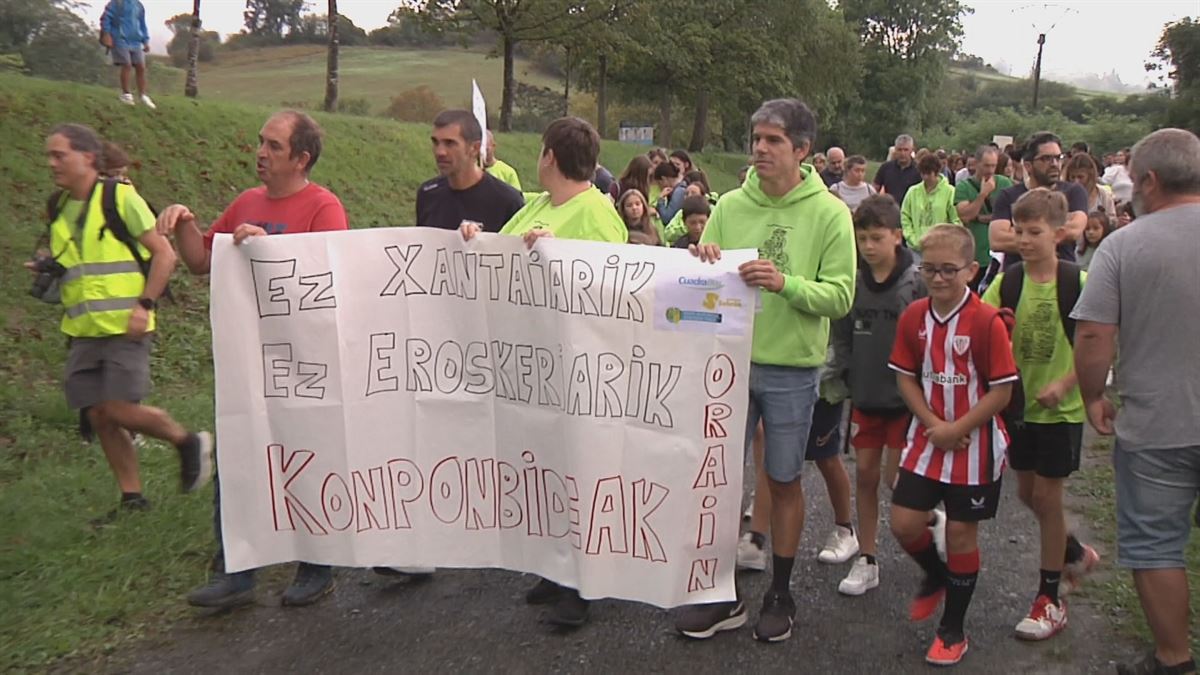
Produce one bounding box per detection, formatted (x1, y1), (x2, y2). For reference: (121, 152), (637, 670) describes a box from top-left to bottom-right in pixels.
(29, 254), (66, 302)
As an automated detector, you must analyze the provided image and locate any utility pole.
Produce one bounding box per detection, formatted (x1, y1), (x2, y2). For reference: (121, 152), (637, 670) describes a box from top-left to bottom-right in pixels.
(1032, 32), (1045, 110)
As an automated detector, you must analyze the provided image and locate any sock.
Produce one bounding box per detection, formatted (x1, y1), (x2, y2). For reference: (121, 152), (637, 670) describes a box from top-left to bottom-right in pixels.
(750, 531), (767, 549)
(901, 529), (946, 592)
(1064, 533), (1084, 565)
(836, 521), (854, 536)
(939, 549), (980, 643)
(120, 491), (143, 503)
(1039, 569), (1061, 604)
(771, 554), (795, 594)
(862, 553), (877, 565)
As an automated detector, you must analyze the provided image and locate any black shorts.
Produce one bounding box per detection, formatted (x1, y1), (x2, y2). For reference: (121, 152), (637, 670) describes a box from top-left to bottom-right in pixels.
(892, 469), (1002, 522)
(1007, 422), (1083, 478)
(805, 399), (844, 461)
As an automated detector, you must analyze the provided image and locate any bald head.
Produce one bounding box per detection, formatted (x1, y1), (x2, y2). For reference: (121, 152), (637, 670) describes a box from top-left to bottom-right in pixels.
(827, 146), (845, 174)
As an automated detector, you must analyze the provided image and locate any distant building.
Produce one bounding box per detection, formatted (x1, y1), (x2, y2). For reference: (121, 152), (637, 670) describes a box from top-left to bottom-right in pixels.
(619, 122), (655, 146)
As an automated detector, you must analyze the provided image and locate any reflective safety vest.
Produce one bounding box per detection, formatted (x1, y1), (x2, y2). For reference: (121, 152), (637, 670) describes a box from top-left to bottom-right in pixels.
(49, 181), (155, 337)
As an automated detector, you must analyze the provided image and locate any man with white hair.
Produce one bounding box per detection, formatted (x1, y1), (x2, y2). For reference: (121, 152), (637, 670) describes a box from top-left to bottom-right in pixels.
(821, 146), (845, 187)
(874, 134), (921, 205)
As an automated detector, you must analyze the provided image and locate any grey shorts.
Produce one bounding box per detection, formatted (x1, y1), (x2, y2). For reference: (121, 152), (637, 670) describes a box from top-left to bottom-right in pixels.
(1114, 442), (1200, 569)
(744, 364), (820, 483)
(64, 335), (152, 410)
(111, 47), (145, 66)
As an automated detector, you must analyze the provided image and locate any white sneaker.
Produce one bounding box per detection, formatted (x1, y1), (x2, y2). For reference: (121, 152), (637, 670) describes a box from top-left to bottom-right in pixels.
(838, 556), (880, 595)
(140, 94), (157, 109)
(929, 508), (947, 562)
(1014, 595), (1068, 640)
(736, 532), (767, 571)
(743, 492), (754, 521)
(119, 93), (134, 105)
(817, 525), (859, 564)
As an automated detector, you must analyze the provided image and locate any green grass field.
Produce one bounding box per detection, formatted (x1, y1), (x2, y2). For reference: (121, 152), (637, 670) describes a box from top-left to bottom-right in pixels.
(0, 71), (747, 671)
(153, 45), (565, 115)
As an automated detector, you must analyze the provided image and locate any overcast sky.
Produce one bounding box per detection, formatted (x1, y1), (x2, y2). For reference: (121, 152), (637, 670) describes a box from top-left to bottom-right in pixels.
(80, 0), (1195, 87)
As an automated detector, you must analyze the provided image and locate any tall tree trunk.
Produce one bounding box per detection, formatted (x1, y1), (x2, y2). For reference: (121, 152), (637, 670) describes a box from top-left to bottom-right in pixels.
(562, 46), (571, 116)
(596, 53), (608, 139)
(323, 0), (339, 113)
(687, 90), (709, 152)
(183, 0), (201, 98)
(658, 87), (672, 147)
(499, 35), (515, 131)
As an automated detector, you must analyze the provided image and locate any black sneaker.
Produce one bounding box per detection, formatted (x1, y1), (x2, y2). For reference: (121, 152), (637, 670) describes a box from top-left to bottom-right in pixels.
(753, 589), (796, 643)
(1116, 651), (1196, 675)
(525, 577), (562, 605)
(177, 431), (214, 493)
(547, 588), (590, 628)
(674, 600), (747, 639)
(187, 571), (256, 609)
(281, 563), (334, 607)
(90, 494), (152, 526)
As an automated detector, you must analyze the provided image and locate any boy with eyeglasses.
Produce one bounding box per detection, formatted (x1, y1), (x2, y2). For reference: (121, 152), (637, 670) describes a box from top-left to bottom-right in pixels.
(887, 225), (1018, 666)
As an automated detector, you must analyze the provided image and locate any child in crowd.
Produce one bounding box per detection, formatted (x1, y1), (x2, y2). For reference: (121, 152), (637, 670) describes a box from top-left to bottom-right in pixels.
(617, 189), (661, 245)
(653, 161), (687, 223)
(900, 154), (962, 257)
(671, 196), (710, 249)
(888, 224), (1018, 666)
(1076, 211), (1113, 271)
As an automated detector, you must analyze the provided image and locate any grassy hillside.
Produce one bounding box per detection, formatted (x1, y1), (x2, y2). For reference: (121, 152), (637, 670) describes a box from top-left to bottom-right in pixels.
(0, 72), (744, 671)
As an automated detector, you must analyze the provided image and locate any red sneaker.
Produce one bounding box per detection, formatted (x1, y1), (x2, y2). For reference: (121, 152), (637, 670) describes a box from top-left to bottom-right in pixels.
(909, 587), (945, 622)
(1062, 544), (1100, 596)
(926, 634), (970, 666)
(1014, 594), (1068, 641)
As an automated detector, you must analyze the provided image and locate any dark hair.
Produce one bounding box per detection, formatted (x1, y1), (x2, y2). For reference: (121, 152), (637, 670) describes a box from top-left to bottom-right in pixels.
(627, 230), (657, 246)
(618, 155), (653, 203)
(653, 161), (680, 181)
(750, 98), (818, 152)
(681, 195), (711, 219)
(647, 147), (668, 163)
(616, 189), (658, 244)
(853, 194), (901, 230)
(1012, 187), (1068, 228)
(1078, 210), (1114, 254)
(48, 123), (103, 169)
(1071, 141), (1090, 154)
(433, 109), (483, 145)
(917, 153), (941, 175)
(541, 117), (600, 182)
(100, 140), (129, 174)
(670, 149), (694, 172)
(996, 152), (1010, 177)
(683, 169), (710, 194)
(1021, 131), (1062, 162)
(277, 110), (324, 172)
(846, 155), (868, 169)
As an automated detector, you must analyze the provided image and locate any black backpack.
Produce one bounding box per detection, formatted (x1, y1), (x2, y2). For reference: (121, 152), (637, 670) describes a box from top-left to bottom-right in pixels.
(46, 177), (171, 301)
(983, 260), (1083, 428)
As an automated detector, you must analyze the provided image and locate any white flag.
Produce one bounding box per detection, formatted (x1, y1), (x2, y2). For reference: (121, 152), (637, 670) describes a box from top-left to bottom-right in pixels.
(472, 79), (488, 165)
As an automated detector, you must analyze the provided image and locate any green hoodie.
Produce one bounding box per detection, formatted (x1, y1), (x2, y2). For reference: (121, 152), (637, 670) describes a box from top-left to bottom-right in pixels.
(700, 165), (856, 368)
(900, 175), (961, 251)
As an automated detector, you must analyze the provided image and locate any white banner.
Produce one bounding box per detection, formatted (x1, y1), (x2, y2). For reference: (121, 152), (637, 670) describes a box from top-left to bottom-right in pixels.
(211, 228), (756, 608)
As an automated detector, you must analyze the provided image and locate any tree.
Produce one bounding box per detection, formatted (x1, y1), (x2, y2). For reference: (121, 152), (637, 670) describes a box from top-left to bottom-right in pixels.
(20, 5), (107, 84)
(1147, 16), (1200, 133)
(243, 0), (307, 40)
(324, 0), (338, 113)
(401, 0), (621, 131)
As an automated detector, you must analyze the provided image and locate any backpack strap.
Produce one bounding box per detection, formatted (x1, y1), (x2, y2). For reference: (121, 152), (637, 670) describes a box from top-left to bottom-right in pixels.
(998, 262), (1024, 310)
(1055, 260), (1083, 346)
(969, 302), (996, 390)
(98, 177), (149, 271)
(46, 190), (66, 224)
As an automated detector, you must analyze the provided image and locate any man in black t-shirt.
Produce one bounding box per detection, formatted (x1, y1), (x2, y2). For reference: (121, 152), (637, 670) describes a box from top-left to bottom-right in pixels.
(417, 109), (524, 233)
(989, 131), (1088, 268)
(873, 134), (921, 204)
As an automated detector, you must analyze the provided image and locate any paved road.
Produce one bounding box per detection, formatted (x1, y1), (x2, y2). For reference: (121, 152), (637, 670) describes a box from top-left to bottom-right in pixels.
(112, 436), (1128, 674)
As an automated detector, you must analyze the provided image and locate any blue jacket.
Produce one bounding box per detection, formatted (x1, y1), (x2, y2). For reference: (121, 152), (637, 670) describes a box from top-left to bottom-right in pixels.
(101, 0), (149, 50)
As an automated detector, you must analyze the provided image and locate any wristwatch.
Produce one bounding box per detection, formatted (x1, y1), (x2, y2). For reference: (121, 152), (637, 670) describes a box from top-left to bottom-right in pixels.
(137, 297), (156, 311)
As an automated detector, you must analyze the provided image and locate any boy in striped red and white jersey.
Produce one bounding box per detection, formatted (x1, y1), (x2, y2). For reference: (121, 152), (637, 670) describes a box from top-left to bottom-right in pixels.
(886, 224), (1018, 667)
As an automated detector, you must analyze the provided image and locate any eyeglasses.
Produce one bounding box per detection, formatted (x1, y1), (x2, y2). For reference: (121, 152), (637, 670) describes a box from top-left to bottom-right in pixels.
(918, 264), (969, 279)
(1034, 154), (1064, 164)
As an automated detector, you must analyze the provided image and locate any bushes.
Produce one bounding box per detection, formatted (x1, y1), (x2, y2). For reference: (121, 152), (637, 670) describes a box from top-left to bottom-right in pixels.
(384, 85), (443, 123)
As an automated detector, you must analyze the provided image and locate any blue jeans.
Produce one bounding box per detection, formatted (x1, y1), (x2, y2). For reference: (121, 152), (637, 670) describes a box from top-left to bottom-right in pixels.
(744, 364), (821, 483)
(1114, 442), (1200, 569)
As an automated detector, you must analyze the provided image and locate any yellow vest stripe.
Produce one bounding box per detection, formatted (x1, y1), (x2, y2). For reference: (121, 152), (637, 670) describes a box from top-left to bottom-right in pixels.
(63, 296), (140, 319)
(60, 261), (143, 283)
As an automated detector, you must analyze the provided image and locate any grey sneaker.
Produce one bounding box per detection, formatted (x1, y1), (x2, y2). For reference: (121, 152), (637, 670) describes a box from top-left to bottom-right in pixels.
(547, 588), (590, 628)
(674, 600), (747, 639)
(281, 563), (334, 607)
(525, 577), (562, 605)
(753, 590), (796, 643)
(187, 571), (255, 609)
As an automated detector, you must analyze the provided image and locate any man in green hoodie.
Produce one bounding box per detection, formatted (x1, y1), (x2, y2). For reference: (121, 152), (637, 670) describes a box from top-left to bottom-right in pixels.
(673, 98), (856, 644)
(901, 152), (962, 256)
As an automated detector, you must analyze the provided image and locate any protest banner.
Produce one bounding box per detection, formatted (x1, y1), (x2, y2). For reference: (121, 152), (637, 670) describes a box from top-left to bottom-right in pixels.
(210, 227), (756, 608)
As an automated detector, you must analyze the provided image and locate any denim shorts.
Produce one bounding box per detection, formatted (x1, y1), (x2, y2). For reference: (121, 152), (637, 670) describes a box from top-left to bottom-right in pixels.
(111, 46), (145, 66)
(744, 364), (820, 483)
(1114, 442), (1200, 569)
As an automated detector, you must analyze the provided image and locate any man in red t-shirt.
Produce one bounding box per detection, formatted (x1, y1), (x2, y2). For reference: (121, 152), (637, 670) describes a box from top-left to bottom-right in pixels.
(886, 224), (1017, 667)
(156, 110), (347, 610)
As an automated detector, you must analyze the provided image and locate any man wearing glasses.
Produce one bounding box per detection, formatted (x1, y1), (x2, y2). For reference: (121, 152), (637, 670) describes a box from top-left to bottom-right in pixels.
(988, 132), (1088, 270)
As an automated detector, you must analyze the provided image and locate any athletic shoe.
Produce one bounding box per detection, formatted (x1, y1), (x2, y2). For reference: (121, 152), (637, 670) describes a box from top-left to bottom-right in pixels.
(524, 577), (562, 605)
(929, 508), (947, 562)
(1116, 651), (1197, 675)
(752, 590), (796, 643)
(547, 588), (590, 628)
(131, 433), (146, 448)
(140, 94), (157, 109)
(187, 570), (255, 609)
(926, 633), (969, 666)
(817, 525), (859, 564)
(177, 431), (214, 493)
(1015, 594), (1068, 641)
(743, 493), (754, 521)
(838, 556), (880, 596)
(737, 532), (767, 571)
(119, 93), (134, 105)
(674, 600), (747, 639)
(372, 566), (435, 578)
(1061, 544), (1100, 596)
(909, 584), (945, 622)
(281, 563), (334, 606)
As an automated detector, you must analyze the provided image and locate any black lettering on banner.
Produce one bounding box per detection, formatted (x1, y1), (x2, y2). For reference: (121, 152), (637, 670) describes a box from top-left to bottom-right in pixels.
(298, 271), (337, 311)
(534, 347), (560, 407)
(508, 253), (533, 307)
(405, 338), (433, 392)
(452, 250), (479, 300)
(625, 345), (646, 419)
(527, 251), (548, 307)
(429, 247), (457, 296)
(478, 254), (505, 301)
(366, 333), (400, 396)
(250, 258), (296, 318)
(434, 341), (465, 394)
(514, 344), (535, 403)
(566, 353), (592, 415)
(548, 259), (568, 312)
(617, 261), (654, 322)
(262, 343), (293, 398)
(491, 340), (516, 400)
(380, 244), (426, 297)
(569, 259), (600, 316)
(643, 362), (681, 429)
(464, 341), (494, 394)
(294, 362), (328, 399)
(595, 352), (624, 417)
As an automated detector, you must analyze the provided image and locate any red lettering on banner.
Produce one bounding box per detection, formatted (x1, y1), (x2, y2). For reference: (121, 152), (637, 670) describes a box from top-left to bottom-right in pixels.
(687, 558), (718, 592)
(691, 444), (728, 489)
(585, 477), (628, 555)
(703, 402), (731, 439)
(351, 467), (388, 532)
(267, 444), (328, 535)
